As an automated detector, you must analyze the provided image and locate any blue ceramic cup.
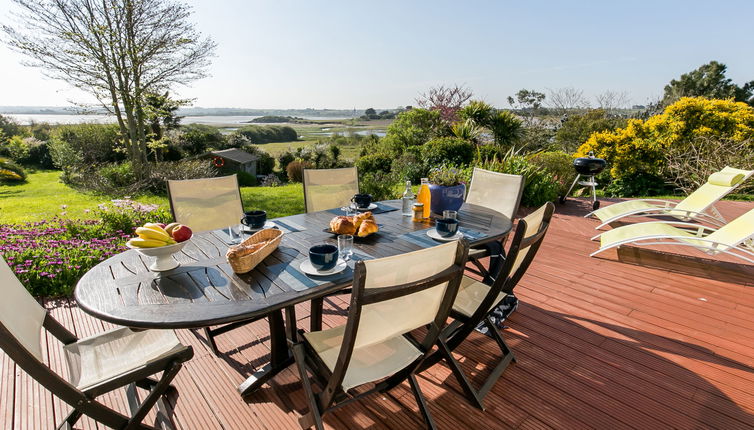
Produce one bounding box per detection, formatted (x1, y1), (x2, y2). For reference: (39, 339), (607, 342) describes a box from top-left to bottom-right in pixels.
(242, 210), (267, 229)
(435, 218), (459, 238)
(309, 244), (339, 271)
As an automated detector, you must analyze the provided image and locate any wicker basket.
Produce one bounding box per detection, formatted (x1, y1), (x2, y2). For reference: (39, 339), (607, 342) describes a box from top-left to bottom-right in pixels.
(226, 228), (283, 274)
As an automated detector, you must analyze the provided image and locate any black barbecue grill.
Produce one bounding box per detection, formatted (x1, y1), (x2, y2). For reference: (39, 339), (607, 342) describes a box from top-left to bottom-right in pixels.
(559, 152), (607, 210)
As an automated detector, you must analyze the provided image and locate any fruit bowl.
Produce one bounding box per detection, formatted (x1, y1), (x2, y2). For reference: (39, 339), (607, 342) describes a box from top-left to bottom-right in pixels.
(127, 239), (189, 272)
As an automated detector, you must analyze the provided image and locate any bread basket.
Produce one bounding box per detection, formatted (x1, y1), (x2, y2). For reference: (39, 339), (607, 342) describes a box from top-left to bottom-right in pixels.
(226, 228), (283, 274)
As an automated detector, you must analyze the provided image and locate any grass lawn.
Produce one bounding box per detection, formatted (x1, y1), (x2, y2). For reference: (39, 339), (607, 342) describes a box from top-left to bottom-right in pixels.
(1, 170), (305, 224)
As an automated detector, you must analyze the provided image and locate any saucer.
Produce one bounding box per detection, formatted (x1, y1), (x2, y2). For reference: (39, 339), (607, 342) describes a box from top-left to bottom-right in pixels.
(241, 221), (276, 233)
(351, 203), (378, 211)
(299, 258), (348, 276)
(426, 229), (463, 242)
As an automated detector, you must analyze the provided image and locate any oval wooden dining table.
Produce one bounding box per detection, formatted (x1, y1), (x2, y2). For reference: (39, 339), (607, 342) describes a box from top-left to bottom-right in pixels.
(74, 200), (512, 397)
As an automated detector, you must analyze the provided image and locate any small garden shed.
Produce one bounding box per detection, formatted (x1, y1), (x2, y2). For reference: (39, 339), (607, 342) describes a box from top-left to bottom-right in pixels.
(208, 148), (260, 176)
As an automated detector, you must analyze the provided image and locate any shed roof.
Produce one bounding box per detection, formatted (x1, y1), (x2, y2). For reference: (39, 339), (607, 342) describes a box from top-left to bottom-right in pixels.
(210, 148), (259, 164)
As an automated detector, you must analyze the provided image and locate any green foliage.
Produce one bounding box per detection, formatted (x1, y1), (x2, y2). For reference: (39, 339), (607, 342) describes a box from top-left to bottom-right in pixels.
(355, 153), (393, 175)
(236, 171), (258, 186)
(488, 110), (523, 147)
(664, 136), (754, 194)
(477, 155), (559, 207)
(450, 119), (481, 142)
(177, 124), (225, 155)
(577, 97), (754, 182)
(0, 157), (27, 182)
(554, 109), (628, 152)
(391, 149), (428, 183)
(527, 151), (574, 195)
(277, 151), (296, 172)
(382, 108), (443, 153)
(2, 136), (54, 169)
(420, 137), (475, 167)
(428, 165), (469, 187)
(358, 171), (400, 201)
(458, 100), (495, 125)
(50, 123), (124, 169)
(603, 172), (668, 197)
(286, 160), (313, 182)
(240, 145), (275, 175)
(234, 125), (298, 144)
(69, 160), (217, 195)
(474, 144), (506, 163)
(0, 114), (22, 141)
(662, 61), (754, 107)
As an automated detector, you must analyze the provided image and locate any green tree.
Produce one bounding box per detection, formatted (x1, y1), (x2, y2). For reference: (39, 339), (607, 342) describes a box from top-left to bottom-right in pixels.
(555, 109), (627, 153)
(3, 0), (216, 178)
(662, 61), (754, 106)
(364, 108), (376, 116)
(382, 108), (444, 154)
(0, 114), (23, 142)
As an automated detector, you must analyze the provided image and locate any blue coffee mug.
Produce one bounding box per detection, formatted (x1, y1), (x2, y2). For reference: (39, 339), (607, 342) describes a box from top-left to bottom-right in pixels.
(309, 244), (339, 271)
(435, 218), (459, 238)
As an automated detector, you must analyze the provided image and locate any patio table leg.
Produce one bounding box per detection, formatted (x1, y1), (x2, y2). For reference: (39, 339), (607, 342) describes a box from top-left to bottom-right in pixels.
(237, 309), (294, 397)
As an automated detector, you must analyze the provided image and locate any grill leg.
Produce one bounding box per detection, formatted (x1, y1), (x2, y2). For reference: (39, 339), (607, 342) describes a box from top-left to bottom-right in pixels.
(560, 175), (582, 203)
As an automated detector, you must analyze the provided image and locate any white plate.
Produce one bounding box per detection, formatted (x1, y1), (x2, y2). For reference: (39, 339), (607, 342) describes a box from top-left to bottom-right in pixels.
(351, 203), (378, 211)
(299, 258), (348, 276)
(426, 229), (463, 242)
(241, 221), (276, 233)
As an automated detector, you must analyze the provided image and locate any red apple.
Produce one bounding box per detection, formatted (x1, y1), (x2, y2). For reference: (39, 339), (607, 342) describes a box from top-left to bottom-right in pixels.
(171, 225), (192, 242)
(158, 223), (167, 229)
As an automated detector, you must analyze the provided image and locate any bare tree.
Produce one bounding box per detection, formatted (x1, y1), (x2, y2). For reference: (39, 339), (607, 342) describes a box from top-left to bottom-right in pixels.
(594, 90), (629, 114)
(416, 84), (473, 122)
(546, 87), (589, 114)
(3, 0), (216, 176)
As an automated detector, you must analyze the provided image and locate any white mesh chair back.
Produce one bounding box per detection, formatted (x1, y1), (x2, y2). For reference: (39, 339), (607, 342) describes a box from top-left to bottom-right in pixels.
(167, 175), (244, 233)
(303, 167), (359, 213)
(0, 257), (47, 361)
(354, 241), (459, 349)
(466, 167), (524, 219)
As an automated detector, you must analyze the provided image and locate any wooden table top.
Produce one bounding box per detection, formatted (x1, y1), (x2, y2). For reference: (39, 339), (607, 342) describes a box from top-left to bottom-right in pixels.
(74, 200), (512, 329)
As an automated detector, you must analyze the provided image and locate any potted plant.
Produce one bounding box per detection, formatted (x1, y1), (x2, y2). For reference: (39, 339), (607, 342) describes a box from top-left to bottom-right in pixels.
(428, 166), (467, 214)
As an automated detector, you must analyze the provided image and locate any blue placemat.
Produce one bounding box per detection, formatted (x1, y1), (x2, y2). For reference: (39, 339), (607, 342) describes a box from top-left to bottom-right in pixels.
(327, 202), (399, 216)
(262, 250), (374, 292)
(399, 227), (488, 248)
(270, 219), (307, 233)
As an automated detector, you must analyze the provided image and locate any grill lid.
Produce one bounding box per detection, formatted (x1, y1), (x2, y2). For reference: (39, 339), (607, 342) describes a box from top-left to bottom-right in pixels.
(573, 152), (607, 175)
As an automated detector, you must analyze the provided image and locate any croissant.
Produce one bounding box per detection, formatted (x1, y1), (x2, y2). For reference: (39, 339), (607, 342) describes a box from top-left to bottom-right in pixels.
(357, 219), (379, 237)
(329, 216), (356, 235)
(352, 211), (374, 229)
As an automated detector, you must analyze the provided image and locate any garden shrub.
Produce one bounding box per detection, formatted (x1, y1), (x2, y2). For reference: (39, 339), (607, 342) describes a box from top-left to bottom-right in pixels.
(477, 155), (559, 207)
(176, 124), (226, 155)
(70, 160), (217, 195)
(235, 125), (298, 144)
(576, 97), (754, 184)
(355, 153), (393, 175)
(359, 171), (399, 202)
(278, 151), (296, 172)
(421, 137), (475, 168)
(554, 109), (627, 153)
(474, 144), (507, 163)
(382, 108), (443, 154)
(286, 160), (313, 182)
(236, 171), (258, 186)
(391, 150), (428, 183)
(527, 150), (574, 195)
(0, 157), (26, 182)
(50, 123), (123, 167)
(664, 136), (754, 194)
(603, 172), (668, 197)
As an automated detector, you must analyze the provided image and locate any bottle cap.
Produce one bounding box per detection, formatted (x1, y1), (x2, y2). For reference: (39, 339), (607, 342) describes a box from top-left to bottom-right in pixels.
(413, 203), (424, 208)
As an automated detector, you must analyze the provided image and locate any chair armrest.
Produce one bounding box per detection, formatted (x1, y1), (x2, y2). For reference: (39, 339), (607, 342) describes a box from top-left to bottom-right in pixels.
(43, 313), (78, 345)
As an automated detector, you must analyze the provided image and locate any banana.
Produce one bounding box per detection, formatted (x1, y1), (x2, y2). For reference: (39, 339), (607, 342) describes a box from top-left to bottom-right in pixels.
(136, 226), (172, 242)
(127, 238), (168, 248)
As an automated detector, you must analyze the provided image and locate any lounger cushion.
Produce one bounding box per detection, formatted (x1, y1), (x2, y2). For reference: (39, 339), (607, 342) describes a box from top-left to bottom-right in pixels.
(708, 171), (745, 187)
(599, 222), (707, 250)
(304, 325), (421, 391)
(64, 327), (185, 392)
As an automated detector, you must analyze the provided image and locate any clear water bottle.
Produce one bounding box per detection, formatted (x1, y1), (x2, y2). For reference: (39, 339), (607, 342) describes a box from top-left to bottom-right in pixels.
(401, 180), (415, 216)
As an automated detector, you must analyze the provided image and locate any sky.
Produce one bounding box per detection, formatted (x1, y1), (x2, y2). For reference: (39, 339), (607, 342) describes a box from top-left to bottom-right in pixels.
(0, 0), (753, 110)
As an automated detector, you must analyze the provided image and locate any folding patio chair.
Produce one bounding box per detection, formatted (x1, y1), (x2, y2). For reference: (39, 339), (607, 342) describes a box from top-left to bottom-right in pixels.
(419, 202), (554, 410)
(0, 257), (193, 430)
(587, 166), (754, 229)
(302, 167), (359, 213)
(464, 167), (524, 278)
(167, 175), (249, 354)
(591, 207), (754, 263)
(291, 240), (469, 430)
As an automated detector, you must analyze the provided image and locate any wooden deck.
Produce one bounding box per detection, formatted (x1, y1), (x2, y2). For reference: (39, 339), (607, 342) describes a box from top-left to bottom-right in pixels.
(3, 198), (754, 429)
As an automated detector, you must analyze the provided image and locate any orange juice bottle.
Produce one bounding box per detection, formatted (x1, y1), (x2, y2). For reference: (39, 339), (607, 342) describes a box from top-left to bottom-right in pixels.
(417, 178), (431, 219)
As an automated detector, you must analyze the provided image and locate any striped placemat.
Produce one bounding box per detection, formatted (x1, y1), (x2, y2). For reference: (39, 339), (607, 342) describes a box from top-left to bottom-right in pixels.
(399, 227), (489, 248)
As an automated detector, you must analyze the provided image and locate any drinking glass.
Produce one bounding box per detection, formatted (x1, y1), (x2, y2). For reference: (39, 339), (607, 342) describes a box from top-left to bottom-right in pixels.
(228, 225), (242, 244)
(337, 234), (353, 261)
(340, 205), (353, 216)
(443, 210), (458, 220)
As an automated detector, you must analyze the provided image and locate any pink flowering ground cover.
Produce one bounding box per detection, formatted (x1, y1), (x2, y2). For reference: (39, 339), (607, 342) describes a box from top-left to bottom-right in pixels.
(0, 199), (171, 297)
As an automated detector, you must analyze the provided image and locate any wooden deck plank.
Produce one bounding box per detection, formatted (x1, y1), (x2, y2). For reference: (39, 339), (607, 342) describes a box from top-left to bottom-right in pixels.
(3, 197), (754, 429)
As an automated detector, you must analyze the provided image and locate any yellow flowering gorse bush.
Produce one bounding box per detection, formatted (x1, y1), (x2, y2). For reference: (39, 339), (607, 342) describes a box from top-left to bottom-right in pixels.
(576, 97), (754, 180)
